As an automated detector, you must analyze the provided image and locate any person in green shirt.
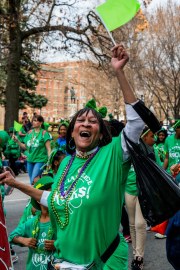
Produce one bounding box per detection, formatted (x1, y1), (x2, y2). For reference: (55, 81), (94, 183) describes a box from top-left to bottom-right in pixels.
(13, 115), (52, 185)
(153, 129), (168, 167)
(163, 120), (180, 174)
(9, 176), (55, 270)
(0, 45), (145, 270)
(4, 128), (21, 176)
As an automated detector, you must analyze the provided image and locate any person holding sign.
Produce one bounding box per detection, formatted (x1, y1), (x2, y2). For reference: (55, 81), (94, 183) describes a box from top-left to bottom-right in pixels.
(0, 44), (146, 270)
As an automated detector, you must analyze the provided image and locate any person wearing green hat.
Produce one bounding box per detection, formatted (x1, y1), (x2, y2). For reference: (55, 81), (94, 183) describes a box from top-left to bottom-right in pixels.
(3, 128), (21, 176)
(0, 44), (148, 270)
(163, 119), (180, 174)
(9, 176), (55, 270)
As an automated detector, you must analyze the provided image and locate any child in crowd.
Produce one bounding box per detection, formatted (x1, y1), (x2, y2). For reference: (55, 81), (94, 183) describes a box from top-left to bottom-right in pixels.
(10, 148), (66, 265)
(42, 148), (66, 177)
(9, 176), (56, 270)
(154, 128), (168, 167)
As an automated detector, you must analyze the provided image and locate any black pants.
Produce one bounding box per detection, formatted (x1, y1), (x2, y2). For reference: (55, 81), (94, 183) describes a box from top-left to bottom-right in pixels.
(8, 157), (19, 176)
(166, 236), (180, 270)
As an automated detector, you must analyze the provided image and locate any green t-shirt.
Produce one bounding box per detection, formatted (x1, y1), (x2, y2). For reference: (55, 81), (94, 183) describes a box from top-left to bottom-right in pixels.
(153, 143), (166, 167)
(48, 135), (131, 267)
(9, 217), (55, 270)
(164, 135), (180, 173)
(125, 165), (137, 196)
(24, 129), (52, 163)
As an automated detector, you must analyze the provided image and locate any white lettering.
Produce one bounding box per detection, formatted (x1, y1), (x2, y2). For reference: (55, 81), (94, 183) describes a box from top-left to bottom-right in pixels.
(78, 187), (86, 198)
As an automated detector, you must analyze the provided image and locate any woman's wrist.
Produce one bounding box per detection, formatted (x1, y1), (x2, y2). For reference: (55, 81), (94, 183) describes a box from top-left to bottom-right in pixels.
(115, 69), (125, 76)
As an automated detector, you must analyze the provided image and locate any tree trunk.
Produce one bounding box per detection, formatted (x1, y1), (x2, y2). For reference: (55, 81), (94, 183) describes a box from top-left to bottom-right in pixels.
(4, 0), (21, 131)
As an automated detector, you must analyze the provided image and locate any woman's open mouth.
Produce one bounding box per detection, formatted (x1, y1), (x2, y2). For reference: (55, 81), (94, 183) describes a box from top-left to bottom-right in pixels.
(80, 131), (91, 138)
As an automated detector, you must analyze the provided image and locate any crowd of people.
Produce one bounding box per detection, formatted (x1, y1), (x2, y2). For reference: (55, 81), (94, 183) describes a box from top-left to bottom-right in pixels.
(0, 44), (180, 270)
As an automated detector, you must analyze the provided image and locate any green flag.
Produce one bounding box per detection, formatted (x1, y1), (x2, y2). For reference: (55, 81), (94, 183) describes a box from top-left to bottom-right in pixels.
(96, 0), (140, 31)
(173, 120), (180, 129)
(14, 121), (23, 132)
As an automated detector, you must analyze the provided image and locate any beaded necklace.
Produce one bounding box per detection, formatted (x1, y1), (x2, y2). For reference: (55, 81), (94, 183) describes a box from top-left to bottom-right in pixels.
(50, 147), (99, 229)
(29, 129), (42, 152)
(32, 212), (54, 254)
(76, 147), (99, 159)
(30, 129), (42, 144)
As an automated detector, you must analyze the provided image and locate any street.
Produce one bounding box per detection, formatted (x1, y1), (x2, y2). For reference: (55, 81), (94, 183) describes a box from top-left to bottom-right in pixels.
(4, 174), (173, 270)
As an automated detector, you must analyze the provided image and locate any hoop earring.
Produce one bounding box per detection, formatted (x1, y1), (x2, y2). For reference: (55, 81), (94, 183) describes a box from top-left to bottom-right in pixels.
(69, 137), (76, 150)
(99, 137), (103, 146)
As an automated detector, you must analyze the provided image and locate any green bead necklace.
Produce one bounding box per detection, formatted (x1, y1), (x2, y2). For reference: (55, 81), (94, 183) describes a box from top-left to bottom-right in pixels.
(32, 212), (54, 254)
(50, 148), (99, 229)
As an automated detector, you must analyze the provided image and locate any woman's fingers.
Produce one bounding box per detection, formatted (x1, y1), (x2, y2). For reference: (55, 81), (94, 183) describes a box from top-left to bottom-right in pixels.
(0, 171), (10, 181)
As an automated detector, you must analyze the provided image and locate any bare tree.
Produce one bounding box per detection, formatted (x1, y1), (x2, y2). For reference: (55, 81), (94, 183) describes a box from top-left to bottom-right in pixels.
(1, 0), (114, 130)
(1, 0), (156, 128)
(133, 1), (180, 120)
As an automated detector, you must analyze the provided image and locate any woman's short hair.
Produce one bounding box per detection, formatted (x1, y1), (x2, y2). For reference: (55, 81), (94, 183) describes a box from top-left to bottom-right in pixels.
(66, 108), (112, 154)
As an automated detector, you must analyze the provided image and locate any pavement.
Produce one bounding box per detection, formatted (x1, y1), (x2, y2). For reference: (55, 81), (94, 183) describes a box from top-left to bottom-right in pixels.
(4, 173), (173, 270)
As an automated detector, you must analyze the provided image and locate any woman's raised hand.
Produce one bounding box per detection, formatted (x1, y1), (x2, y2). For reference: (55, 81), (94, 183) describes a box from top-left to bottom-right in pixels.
(111, 44), (129, 71)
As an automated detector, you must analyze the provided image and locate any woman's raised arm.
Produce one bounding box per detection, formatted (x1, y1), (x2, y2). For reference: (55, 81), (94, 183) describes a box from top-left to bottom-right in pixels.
(0, 171), (43, 202)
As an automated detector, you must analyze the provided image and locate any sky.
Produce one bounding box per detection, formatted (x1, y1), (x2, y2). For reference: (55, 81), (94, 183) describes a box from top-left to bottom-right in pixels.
(39, 0), (174, 63)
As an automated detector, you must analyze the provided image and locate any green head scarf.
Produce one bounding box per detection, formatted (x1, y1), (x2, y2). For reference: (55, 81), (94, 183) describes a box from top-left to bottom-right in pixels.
(85, 99), (107, 118)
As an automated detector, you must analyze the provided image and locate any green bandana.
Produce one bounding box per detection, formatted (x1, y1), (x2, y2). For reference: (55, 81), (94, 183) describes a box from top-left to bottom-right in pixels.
(85, 99), (107, 118)
(59, 120), (69, 128)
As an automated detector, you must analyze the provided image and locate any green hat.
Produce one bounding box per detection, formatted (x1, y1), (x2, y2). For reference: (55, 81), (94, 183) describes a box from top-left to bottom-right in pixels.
(85, 99), (107, 118)
(31, 176), (54, 210)
(8, 127), (15, 133)
(59, 120), (69, 128)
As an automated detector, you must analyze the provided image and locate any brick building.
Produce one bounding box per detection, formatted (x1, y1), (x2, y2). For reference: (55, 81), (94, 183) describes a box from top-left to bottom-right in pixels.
(34, 61), (124, 122)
